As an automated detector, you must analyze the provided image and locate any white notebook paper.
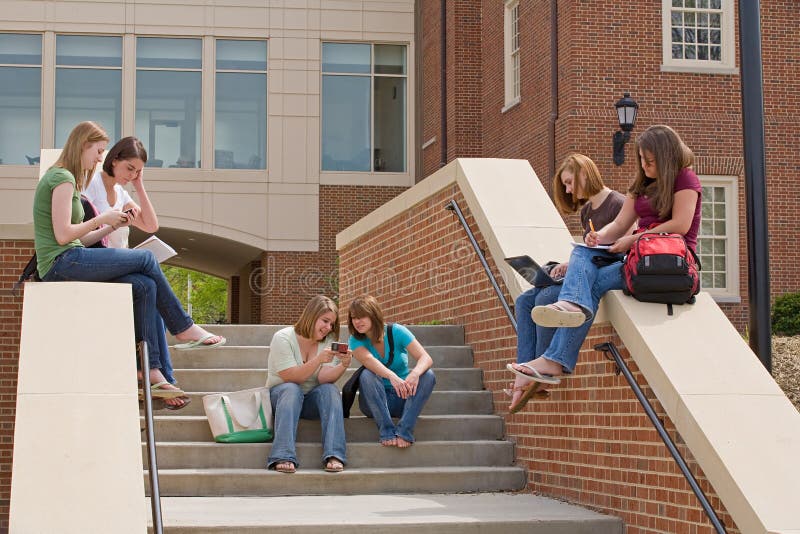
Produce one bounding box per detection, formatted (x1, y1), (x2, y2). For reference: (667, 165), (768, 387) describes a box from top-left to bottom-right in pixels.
(133, 235), (177, 263)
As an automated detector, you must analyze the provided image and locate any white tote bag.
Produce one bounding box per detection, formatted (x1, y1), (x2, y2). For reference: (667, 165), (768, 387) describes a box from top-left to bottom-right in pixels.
(202, 386), (273, 443)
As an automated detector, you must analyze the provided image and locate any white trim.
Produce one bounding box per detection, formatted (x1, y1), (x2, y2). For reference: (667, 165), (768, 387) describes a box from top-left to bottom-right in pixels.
(503, 0), (520, 107)
(661, 0), (736, 74)
(698, 174), (739, 299)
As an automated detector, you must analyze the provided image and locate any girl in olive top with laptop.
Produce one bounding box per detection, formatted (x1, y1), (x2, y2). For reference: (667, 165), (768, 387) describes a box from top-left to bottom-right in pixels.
(348, 294), (436, 448)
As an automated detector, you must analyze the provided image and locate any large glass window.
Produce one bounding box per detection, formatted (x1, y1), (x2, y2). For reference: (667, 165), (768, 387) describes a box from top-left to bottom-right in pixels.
(55, 35), (122, 147)
(321, 42), (407, 173)
(214, 40), (267, 169)
(0, 34), (41, 165)
(135, 37), (201, 168)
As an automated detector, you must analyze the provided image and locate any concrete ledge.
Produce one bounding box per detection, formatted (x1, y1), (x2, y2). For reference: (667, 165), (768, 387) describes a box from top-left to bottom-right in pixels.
(607, 290), (800, 534)
(11, 282), (147, 533)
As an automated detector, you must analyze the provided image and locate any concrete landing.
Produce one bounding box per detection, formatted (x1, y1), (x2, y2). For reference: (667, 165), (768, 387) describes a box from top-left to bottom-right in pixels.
(148, 493), (623, 534)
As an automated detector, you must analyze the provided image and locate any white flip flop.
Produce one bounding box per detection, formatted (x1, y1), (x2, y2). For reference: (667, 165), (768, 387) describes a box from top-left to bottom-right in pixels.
(506, 362), (561, 385)
(531, 302), (586, 328)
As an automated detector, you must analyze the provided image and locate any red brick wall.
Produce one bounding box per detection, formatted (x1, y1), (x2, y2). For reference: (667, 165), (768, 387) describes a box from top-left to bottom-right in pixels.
(421, 0), (800, 331)
(338, 187), (739, 533)
(0, 240), (34, 531)
(257, 185), (406, 324)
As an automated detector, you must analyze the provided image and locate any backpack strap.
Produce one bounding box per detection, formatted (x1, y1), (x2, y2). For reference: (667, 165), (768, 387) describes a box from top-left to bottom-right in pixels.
(11, 254), (38, 296)
(386, 322), (395, 367)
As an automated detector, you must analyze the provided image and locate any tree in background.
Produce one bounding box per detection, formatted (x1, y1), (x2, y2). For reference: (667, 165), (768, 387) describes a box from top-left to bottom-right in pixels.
(163, 265), (228, 324)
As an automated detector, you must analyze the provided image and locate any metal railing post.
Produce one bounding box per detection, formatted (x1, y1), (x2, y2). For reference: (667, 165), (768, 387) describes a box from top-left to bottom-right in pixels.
(595, 342), (726, 534)
(139, 341), (164, 534)
(444, 200), (517, 332)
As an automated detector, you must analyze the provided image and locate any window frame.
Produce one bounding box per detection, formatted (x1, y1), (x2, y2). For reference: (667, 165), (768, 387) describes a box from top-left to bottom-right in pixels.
(502, 0), (521, 111)
(54, 34), (123, 148)
(0, 32), (43, 167)
(698, 174), (740, 301)
(661, 0), (738, 74)
(319, 41), (409, 176)
(213, 38), (269, 170)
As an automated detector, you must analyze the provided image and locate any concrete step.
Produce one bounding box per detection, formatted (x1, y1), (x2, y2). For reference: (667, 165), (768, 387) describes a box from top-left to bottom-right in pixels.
(145, 466), (527, 497)
(148, 494), (624, 534)
(147, 414), (505, 442)
(152, 389), (494, 417)
(170, 345), (475, 370)
(174, 324), (466, 347)
(144, 440), (514, 469)
(171, 367), (483, 392)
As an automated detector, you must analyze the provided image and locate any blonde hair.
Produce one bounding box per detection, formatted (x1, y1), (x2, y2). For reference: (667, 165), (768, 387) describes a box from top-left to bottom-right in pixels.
(347, 294), (385, 342)
(552, 153), (606, 215)
(629, 125), (694, 219)
(53, 121), (109, 191)
(294, 295), (340, 341)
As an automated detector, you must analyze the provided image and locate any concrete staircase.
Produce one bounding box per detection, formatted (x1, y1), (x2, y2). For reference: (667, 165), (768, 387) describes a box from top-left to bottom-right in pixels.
(146, 324), (622, 533)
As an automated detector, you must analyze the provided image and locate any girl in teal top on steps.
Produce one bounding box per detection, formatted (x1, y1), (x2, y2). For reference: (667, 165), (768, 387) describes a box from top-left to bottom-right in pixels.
(32, 121), (226, 401)
(348, 294), (436, 448)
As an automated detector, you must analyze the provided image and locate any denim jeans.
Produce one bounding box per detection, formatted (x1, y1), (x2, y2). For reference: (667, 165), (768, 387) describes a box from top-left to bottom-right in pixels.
(267, 382), (347, 469)
(515, 284), (562, 364)
(539, 246), (624, 373)
(358, 368), (436, 443)
(154, 315), (175, 384)
(42, 247), (193, 370)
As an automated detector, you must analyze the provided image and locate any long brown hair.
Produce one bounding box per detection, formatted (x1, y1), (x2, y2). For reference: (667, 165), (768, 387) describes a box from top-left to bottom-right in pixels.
(54, 121), (109, 190)
(103, 136), (148, 176)
(348, 294), (385, 342)
(628, 125), (694, 219)
(294, 295), (340, 341)
(552, 153), (606, 215)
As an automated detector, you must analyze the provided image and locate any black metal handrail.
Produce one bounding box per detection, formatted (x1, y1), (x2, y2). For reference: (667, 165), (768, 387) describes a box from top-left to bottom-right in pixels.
(139, 341), (164, 534)
(444, 199), (517, 332)
(596, 342), (727, 533)
(444, 198), (725, 531)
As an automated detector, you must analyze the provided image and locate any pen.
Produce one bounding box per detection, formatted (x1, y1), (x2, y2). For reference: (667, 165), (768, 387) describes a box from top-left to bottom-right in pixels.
(589, 218), (596, 233)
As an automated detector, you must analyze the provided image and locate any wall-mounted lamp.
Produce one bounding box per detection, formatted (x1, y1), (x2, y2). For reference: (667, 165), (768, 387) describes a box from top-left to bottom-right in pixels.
(612, 92), (639, 166)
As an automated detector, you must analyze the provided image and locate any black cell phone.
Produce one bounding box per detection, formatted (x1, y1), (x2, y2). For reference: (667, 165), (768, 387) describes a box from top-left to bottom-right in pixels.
(124, 208), (134, 215)
(330, 342), (349, 353)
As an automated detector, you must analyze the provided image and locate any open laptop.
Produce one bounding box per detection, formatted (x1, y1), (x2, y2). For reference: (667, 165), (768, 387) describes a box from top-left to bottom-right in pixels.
(504, 255), (564, 286)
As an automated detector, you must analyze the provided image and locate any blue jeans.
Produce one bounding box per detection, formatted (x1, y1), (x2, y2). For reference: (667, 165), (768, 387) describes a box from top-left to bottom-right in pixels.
(539, 246), (624, 373)
(42, 247), (193, 370)
(515, 284), (562, 364)
(267, 382), (347, 468)
(358, 368), (436, 443)
(155, 315), (175, 384)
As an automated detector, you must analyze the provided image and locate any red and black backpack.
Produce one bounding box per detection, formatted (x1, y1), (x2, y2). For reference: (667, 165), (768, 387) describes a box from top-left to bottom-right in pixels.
(622, 232), (701, 315)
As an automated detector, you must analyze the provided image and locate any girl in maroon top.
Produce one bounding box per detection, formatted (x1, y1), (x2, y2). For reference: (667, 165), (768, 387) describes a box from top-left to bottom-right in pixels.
(507, 125), (702, 399)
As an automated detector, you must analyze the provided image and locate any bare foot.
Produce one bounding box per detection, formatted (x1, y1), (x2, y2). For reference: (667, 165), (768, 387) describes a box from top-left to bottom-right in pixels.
(396, 437), (413, 448)
(380, 438), (397, 447)
(511, 358), (563, 378)
(174, 324), (224, 346)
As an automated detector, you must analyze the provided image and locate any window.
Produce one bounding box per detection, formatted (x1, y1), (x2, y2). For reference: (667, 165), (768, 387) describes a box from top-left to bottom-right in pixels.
(215, 40), (267, 170)
(321, 42), (407, 173)
(697, 176), (739, 299)
(662, 0), (736, 74)
(135, 37), (201, 169)
(503, 0), (520, 109)
(55, 35), (122, 147)
(0, 34), (41, 165)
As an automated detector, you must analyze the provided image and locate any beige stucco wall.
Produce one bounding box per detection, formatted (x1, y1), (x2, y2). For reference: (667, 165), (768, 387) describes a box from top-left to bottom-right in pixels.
(0, 0), (416, 274)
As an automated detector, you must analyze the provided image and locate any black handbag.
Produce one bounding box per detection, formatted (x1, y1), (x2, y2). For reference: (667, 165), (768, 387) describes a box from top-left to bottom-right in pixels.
(341, 323), (394, 418)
